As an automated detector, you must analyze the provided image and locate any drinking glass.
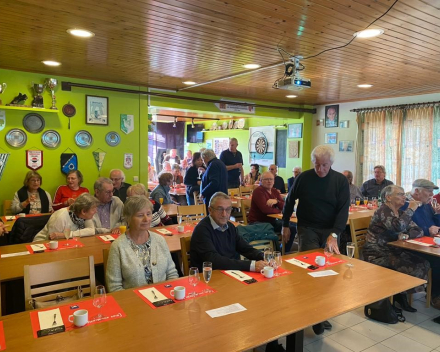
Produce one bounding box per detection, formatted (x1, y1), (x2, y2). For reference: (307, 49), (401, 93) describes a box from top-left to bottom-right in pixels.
(363, 197), (368, 206)
(264, 249), (273, 265)
(432, 198), (438, 209)
(230, 191), (234, 198)
(346, 242), (355, 267)
(63, 227), (71, 246)
(173, 181), (177, 189)
(119, 225), (126, 234)
(324, 243), (333, 260)
(159, 197), (164, 205)
(272, 251), (282, 276)
(355, 197), (360, 206)
(93, 285), (107, 320)
(202, 262), (213, 293)
(188, 267), (200, 298)
(372, 197), (377, 207)
(72, 228), (80, 248)
(350, 199), (355, 211)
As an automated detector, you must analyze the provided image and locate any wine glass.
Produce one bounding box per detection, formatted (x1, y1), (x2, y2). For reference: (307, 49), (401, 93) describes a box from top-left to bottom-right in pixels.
(93, 285), (107, 321)
(119, 225), (126, 235)
(324, 243), (333, 262)
(188, 267), (200, 298)
(264, 248), (273, 265)
(372, 197), (377, 207)
(63, 227), (71, 246)
(272, 251), (282, 276)
(432, 198), (438, 209)
(355, 197), (360, 206)
(202, 262), (212, 293)
(350, 199), (355, 211)
(72, 228), (80, 248)
(159, 197), (164, 205)
(346, 242), (355, 267)
(363, 197), (368, 206)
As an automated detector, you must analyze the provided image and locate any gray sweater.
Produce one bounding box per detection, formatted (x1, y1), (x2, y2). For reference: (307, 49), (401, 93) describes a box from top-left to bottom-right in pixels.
(106, 232), (178, 292)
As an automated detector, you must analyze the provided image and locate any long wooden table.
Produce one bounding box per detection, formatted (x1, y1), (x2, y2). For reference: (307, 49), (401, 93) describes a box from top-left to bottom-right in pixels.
(0, 250), (425, 351)
(389, 238), (440, 257)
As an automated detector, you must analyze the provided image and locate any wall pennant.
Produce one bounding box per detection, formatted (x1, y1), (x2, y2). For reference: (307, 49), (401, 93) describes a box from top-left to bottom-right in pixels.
(0, 153), (10, 180)
(124, 153), (133, 169)
(120, 114), (134, 134)
(26, 150), (43, 170)
(93, 149), (106, 173)
(61, 152), (78, 174)
(0, 110), (5, 131)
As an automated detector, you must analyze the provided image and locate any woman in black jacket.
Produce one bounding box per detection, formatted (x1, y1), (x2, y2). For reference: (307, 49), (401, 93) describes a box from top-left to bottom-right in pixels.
(183, 152), (205, 205)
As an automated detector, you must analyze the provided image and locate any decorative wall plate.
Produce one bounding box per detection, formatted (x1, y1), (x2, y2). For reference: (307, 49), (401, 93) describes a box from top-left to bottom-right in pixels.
(75, 130), (93, 148)
(237, 118), (245, 129)
(6, 129), (27, 147)
(228, 120), (234, 129)
(222, 121), (228, 130)
(105, 131), (121, 146)
(41, 130), (61, 148)
(23, 113), (45, 133)
(62, 103), (76, 117)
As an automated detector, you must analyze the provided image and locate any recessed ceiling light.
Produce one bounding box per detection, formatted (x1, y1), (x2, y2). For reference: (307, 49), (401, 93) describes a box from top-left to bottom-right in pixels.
(243, 64), (261, 69)
(357, 84), (373, 88)
(42, 61), (61, 66)
(67, 28), (95, 38)
(353, 29), (384, 38)
(286, 95), (297, 98)
(183, 81), (196, 85)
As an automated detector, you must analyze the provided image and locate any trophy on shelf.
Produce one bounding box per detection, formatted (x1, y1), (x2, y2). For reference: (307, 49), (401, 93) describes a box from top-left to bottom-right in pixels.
(32, 83), (45, 108)
(0, 83), (6, 105)
(45, 78), (58, 110)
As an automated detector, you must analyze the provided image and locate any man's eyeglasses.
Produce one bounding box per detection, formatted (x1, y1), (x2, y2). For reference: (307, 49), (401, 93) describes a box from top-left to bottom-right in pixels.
(101, 190), (114, 195)
(212, 207), (232, 213)
(261, 178), (274, 182)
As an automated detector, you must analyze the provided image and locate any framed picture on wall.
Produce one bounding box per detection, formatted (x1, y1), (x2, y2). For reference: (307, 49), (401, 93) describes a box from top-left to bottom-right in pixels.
(325, 132), (337, 144)
(86, 95), (109, 125)
(339, 120), (349, 128)
(288, 123), (303, 138)
(339, 140), (354, 152)
(325, 104), (339, 128)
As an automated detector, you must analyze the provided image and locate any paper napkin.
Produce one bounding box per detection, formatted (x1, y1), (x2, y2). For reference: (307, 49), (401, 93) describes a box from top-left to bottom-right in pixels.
(38, 308), (63, 329)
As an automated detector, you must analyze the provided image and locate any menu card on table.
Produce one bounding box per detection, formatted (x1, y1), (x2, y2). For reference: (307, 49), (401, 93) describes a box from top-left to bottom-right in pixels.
(26, 240), (85, 254)
(134, 277), (216, 309)
(30, 296), (126, 338)
(222, 268), (292, 285)
(286, 252), (346, 271)
(97, 234), (120, 243)
(152, 224), (197, 236)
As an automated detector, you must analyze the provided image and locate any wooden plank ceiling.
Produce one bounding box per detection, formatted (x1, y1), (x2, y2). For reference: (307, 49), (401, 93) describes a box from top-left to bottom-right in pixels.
(0, 0), (439, 106)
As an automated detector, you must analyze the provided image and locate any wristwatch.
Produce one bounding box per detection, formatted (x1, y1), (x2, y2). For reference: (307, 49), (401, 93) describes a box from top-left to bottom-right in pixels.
(330, 233), (338, 239)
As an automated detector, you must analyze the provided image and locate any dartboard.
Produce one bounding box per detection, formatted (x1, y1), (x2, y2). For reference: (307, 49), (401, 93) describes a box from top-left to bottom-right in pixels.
(255, 137), (267, 154)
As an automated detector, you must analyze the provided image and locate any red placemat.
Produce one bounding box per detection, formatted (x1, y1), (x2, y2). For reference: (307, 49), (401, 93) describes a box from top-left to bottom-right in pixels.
(408, 237), (435, 245)
(222, 268), (292, 285)
(134, 277), (216, 309)
(293, 252), (346, 270)
(26, 240), (84, 254)
(97, 234), (120, 243)
(0, 322), (6, 350)
(29, 296), (125, 338)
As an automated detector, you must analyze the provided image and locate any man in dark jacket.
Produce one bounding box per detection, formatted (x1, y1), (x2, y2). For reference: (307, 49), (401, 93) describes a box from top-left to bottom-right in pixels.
(200, 149), (228, 207)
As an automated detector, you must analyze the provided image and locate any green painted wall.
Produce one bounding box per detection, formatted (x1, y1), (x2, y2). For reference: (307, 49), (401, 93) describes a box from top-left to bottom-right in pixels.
(0, 68), (149, 212)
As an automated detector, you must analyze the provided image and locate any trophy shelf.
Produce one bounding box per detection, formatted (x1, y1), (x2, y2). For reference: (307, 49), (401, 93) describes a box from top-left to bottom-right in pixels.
(0, 105), (59, 113)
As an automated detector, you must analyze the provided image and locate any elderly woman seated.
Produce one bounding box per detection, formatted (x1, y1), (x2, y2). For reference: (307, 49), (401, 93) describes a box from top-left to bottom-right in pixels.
(126, 184), (172, 227)
(106, 196), (178, 292)
(363, 185), (430, 312)
(150, 172), (177, 205)
(33, 193), (99, 242)
(11, 171), (53, 214)
(53, 170), (89, 211)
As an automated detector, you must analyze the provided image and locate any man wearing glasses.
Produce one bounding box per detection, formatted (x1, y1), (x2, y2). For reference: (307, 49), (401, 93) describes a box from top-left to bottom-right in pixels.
(92, 177), (124, 234)
(110, 169), (132, 203)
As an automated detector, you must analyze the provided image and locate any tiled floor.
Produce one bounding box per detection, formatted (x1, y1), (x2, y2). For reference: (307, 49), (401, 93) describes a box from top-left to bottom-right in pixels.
(257, 293), (440, 352)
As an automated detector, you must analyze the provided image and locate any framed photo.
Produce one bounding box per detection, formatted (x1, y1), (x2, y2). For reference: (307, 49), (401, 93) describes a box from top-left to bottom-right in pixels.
(339, 140), (354, 152)
(325, 132), (337, 144)
(288, 123), (303, 138)
(325, 104), (339, 128)
(339, 120), (349, 128)
(86, 95), (109, 125)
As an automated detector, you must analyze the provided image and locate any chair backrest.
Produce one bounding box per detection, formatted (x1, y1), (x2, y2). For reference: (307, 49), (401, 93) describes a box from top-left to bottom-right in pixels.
(249, 239), (274, 251)
(8, 214), (52, 244)
(228, 188), (240, 197)
(240, 199), (252, 225)
(177, 204), (207, 223)
(193, 191), (204, 205)
(24, 256), (96, 310)
(349, 216), (372, 259)
(3, 200), (12, 216)
(239, 186), (253, 197)
(103, 248), (110, 290)
(180, 236), (191, 276)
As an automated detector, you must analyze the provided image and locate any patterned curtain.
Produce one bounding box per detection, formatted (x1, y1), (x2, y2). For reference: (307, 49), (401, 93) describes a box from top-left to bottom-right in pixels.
(432, 106), (440, 190)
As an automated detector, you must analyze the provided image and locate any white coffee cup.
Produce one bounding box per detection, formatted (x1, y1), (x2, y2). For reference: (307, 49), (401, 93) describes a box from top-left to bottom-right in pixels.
(48, 241), (58, 250)
(177, 225), (184, 233)
(18, 213), (25, 218)
(434, 237), (440, 246)
(260, 266), (274, 278)
(315, 256), (326, 266)
(170, 286), (186, 300)
(68, 309), (88, 327)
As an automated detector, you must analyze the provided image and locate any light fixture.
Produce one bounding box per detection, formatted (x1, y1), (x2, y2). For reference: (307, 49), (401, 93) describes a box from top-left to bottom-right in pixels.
(183, 81), (196, 85)
(67, 28), (95, 38)
(286, 95), (297, 98)
(243, 64), (261, 69)
(353, 29), (384, 38)
(357, 84), (373, 88)
(191, 118), (195, 128)
(42, 61), (61, 66)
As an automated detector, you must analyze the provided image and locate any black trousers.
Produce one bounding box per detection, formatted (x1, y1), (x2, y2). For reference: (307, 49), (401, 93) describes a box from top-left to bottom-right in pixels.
(297, 226), (339, 252)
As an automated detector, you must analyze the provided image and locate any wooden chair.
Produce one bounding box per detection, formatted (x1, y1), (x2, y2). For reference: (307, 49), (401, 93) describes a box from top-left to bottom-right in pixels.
(180, 236), (191, 276)
(349, 216), (372, 259)
(177, 204), (207, 223)
(239, 186), (253, 197)
(409, 268), (432, 308)
(3, 200), (12, 216)
(193, 191), (204, 206)
(24, 256), (96, 310)
(240, 199), (252, 225)
(228, 188), (240, 197)
(103, 248), (110, 290)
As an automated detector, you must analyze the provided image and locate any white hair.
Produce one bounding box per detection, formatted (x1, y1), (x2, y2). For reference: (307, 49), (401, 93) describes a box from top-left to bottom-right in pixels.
(311, 145), (335, 163)
(110, 169), (125, 182)
(201, 149), (216, 162)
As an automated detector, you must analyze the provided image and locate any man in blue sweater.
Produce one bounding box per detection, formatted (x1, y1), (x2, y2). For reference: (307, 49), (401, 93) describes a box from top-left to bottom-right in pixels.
(200, 149), (228, 207)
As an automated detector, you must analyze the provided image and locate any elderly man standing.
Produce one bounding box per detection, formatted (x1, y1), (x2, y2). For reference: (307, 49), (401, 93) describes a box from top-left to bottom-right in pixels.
(269, 164), (286, 193)
(342, 170), (363, 202)
(282, 145), (350, 335)
(200, 149), (228, 207)
(110, 169), (132, 203)
(93, 177), (124, 234)
(164, 149), (181, 167)
(287, 166), (302, 192)
(361, 165), (393, 199)
(220, 138), (244, 188)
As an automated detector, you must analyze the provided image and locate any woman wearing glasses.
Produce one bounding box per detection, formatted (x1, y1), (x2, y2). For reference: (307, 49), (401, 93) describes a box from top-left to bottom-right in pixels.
(52, 170), (89, 211)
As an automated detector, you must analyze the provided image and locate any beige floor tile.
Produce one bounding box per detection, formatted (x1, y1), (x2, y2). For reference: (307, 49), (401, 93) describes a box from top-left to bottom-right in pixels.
(362, 343), (397, 352)
(351, 319), (397, 342)
(306, 336), (353, 352)
(332, 311), (366, 327)
(401, 325), (440, 349)
(412, 300), (440, 318)
(327, 328), (376, 352)
(381, 334), (432, 352)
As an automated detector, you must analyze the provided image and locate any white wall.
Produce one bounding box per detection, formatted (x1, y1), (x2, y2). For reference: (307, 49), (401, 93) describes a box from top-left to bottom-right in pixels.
(312, 92), (440, 181)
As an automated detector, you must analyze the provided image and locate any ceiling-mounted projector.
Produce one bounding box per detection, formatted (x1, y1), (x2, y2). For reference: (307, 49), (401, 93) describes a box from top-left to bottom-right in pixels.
(274, 77), (311, 90)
